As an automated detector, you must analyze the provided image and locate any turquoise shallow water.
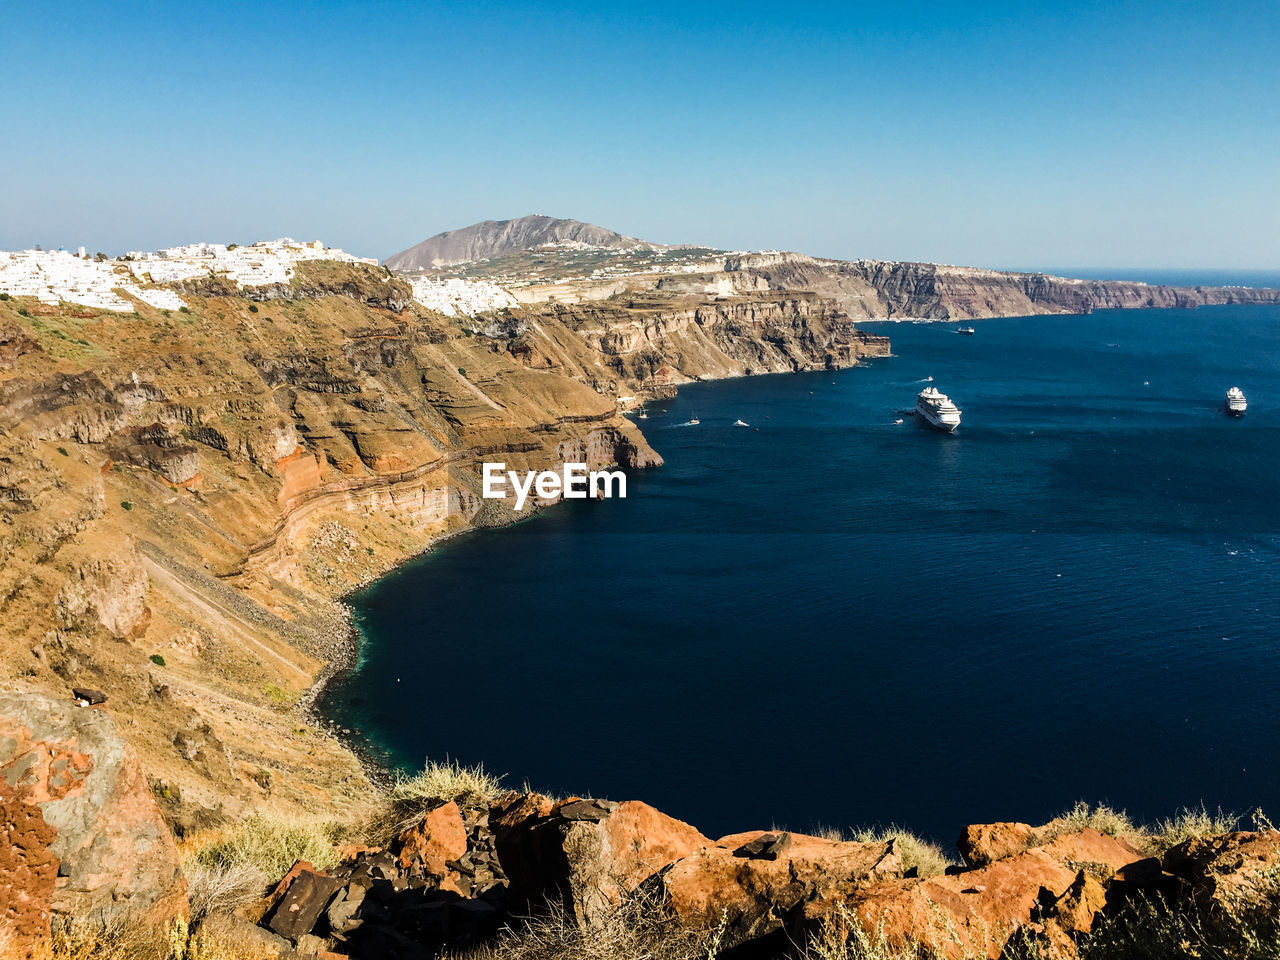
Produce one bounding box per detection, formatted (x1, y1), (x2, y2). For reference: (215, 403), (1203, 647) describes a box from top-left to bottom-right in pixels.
(320, 304), (1280, 844)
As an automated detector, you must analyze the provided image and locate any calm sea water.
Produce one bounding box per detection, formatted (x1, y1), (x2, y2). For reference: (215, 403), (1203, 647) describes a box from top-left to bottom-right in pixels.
(320, 304), (1280, 846)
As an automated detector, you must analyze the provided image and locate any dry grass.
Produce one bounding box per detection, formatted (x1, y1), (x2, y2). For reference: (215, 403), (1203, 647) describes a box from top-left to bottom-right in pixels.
(804, 903), (985, 960)
(1078, 870), (1280, 960)
(388, 758), (505, 833)
(43, 915), (178, 960)
(183, 810), (346, 881)
(1147, 804), (1240, 855)
(392, 757), (505, 805)
(449, 889), (724, 960)
(846, 826), (954, 878)
(1039, 801), (1143, 846)
(182, 860), (270, 922)
(1040, 801), (1245, 857)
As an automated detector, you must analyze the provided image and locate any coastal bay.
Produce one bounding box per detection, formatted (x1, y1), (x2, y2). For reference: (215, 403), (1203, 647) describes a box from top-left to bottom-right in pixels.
(324, 303), (1280, 844)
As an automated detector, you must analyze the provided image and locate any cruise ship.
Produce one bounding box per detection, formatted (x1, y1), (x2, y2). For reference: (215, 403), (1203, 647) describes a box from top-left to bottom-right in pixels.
(1225, 386), (1247, 416)
(916, 386), (962, 432)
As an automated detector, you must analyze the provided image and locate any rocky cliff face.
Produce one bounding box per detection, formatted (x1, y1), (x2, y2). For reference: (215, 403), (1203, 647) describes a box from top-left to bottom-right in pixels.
(718, 253), (1280, 320)
(0, 258), (887, 832)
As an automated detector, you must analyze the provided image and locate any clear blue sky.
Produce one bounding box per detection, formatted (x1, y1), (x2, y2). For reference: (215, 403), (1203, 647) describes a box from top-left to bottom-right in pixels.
(2, 1), (1277, 268)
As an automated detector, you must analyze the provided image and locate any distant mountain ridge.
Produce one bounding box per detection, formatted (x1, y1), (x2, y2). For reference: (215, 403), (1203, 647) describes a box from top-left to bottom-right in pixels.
(384, 215), (660, 271)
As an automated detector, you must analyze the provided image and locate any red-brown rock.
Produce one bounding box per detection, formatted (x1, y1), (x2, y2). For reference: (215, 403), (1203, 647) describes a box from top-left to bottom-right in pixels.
(0, 791), (60, 959)
(488, 791), (554, 835)
(958, 822), (1037, 867)
(811, 829), (1141, 959)
(1162, 830), (1280, 915)
(0, 691), (188, 932)
(654, 830), (903, 941)
(396, 800), (468, 878)
(494, 797), (709, 923)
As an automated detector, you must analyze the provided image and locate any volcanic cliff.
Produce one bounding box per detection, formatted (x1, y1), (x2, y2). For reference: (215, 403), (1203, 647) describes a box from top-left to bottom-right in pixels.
(0, 255), (889, 836)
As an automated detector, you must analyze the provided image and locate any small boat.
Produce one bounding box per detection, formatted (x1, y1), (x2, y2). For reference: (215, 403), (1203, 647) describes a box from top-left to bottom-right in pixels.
(685, 418), (700, 426)
(957, 326), (975, 335)
(894, 419), (904, 424)
(733, 419), (749, 428)
(638, 410), (647, 419)
(1224, 386), (1247, 417)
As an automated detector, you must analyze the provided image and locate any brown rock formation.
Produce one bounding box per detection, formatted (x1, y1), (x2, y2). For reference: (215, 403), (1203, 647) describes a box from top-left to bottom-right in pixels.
(1161, 830), (1280, 917)
(959, 822), (1038, 868)
(396, 801), (469, 881)
(0, 691), (187, 933)
(809, 828), (1142, 959)
(494, 798), (709, 923)
(652, 830), (903, 942)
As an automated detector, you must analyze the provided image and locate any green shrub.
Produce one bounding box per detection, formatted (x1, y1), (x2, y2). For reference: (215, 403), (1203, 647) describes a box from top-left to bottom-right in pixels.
(0, 292), (9, 300)
(18, 307), (30, 317)
(457, 367), (467, 376)
(57, 447), (69, 456)
(149, 653), (166, 666)
(248, 304), (258, 313)
(120, 500), (133, 510)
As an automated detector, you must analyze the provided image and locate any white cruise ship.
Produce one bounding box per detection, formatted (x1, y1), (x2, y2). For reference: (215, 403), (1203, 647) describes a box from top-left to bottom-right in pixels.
(916, 386), (962, 432)
(1225, 386), (1247, 416)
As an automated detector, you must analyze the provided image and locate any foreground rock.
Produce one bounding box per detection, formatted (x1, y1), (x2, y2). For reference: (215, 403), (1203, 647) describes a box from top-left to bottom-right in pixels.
(0, 690), (187, 941)
(805, 827), (1142, 959)
(240, 796), (1280, 960)
(649, 830), (903, 944)
(494, 797), (710, 922)
(1160, 830), (1280, 914)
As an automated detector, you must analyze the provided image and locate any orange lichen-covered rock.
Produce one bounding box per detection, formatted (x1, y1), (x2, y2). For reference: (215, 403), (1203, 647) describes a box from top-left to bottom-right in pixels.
(0, 691), (188, 932)
(0, 790), (60, 959)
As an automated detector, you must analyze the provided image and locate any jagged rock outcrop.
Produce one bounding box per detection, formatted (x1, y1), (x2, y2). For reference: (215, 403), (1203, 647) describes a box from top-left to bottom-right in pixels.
(0, 691), (187, 940)
(53, 541), (150, 639)
(243, 798), (1280, 960)
(494, 797), (710, 923)
(649, 830), (903, 944)
(805, 827), (1143, 959)
(720, 252), (1280, 321)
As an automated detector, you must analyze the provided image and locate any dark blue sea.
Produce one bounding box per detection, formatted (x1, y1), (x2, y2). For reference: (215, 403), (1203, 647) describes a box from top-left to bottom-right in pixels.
(320, 303), (1280, 846)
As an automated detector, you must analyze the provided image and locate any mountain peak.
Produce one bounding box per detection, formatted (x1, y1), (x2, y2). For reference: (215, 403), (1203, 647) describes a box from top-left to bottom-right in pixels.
(383, 215), (656, 271)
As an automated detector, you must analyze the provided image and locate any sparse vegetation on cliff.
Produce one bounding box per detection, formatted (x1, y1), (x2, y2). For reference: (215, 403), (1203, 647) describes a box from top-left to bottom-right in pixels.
(186, 811), (348, 880)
